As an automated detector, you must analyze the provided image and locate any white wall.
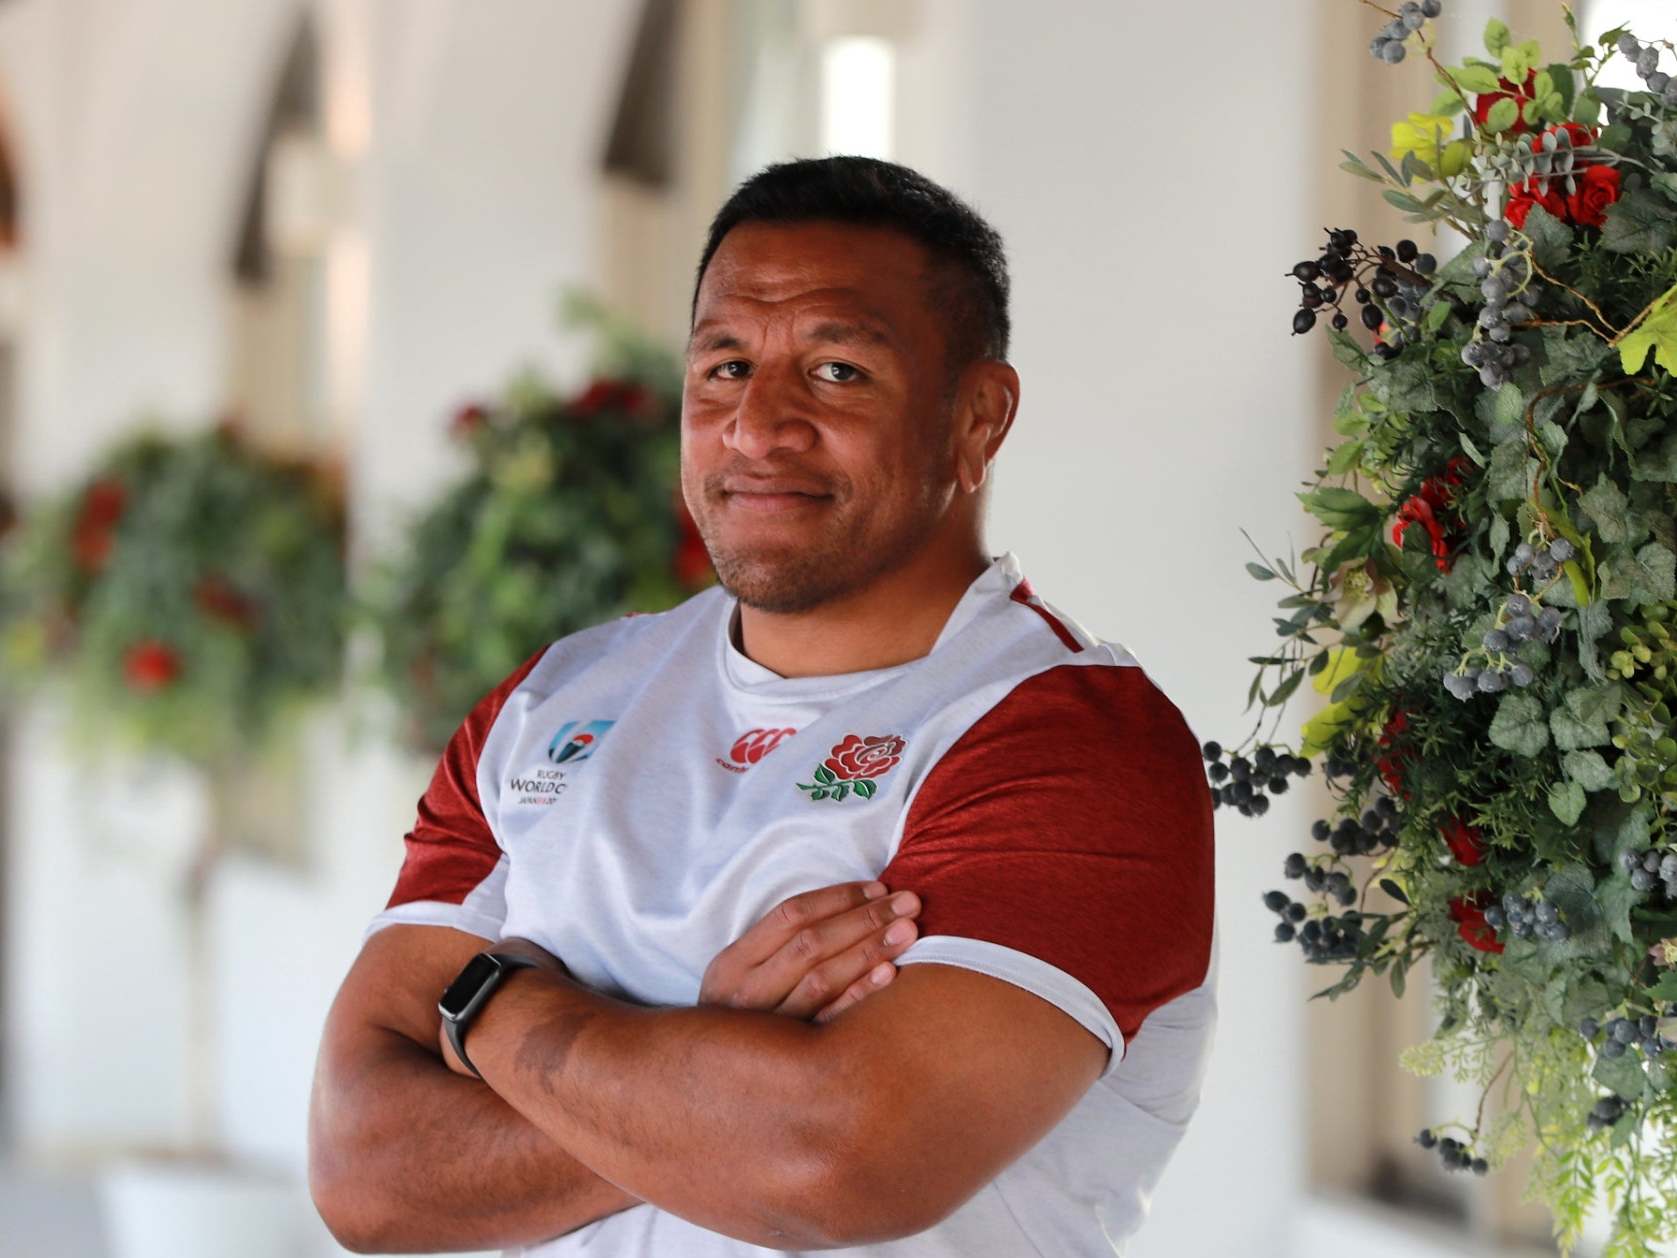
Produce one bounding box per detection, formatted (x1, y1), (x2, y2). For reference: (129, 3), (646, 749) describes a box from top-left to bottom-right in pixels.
(893, 2), (1320, 1253)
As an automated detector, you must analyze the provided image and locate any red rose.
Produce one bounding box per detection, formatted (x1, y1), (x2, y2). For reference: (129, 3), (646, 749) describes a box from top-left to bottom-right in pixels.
(1504, 176), (1567, 228)
(71, 479), (127, 573)
(1441, 815), (1487, 866)
(1473, 71), (1537, 135)
(1448, 891), (1504, 954)
(1565, 162), (1622, 229)
(571, 378), (656, 420)
(824, 734), (906, 781)
(450, 402), (489, 438)
(672, 499), (712, 588)
(1375, 709), (1414, 801)
(123, 639), (181, 691)
(193, 575), (256, 630)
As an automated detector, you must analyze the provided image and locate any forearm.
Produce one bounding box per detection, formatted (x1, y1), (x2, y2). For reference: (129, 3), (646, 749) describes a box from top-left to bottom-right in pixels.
(468, 968), (857, 1250)
(309, 1022), (643, 1252)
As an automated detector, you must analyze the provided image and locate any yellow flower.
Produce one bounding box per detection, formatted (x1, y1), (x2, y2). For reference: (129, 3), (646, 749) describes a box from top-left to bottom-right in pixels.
(1330, 560), (1400, 633)
(1390, 113), (1455, 169)
(1651, 936), (1677, 968)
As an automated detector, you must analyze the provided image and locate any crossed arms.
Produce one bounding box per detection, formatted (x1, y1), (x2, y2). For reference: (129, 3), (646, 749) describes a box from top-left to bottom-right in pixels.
(306, 920), (1107, 1252)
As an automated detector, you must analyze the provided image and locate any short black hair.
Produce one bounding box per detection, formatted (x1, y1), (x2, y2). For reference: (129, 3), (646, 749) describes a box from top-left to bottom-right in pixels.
(689, 156), (1011, 377)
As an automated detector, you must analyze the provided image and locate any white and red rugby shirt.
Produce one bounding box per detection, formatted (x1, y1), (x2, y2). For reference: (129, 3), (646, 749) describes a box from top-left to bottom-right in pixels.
(369, 550), (1218, 1257)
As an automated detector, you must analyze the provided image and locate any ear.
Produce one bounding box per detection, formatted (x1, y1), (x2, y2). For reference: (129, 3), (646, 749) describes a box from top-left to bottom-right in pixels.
(951, 361), (1020, 495)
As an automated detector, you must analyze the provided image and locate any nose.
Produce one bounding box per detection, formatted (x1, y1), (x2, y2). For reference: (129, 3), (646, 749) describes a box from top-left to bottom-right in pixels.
(723, 364), (816, 461)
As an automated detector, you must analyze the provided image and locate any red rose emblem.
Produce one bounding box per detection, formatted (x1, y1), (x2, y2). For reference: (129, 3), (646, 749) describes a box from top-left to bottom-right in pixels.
(824, 734), (906, 782)
(1441, 815), (1487, 866)
(1448, 891), (1504, 954)
(1565, 162), (1622, 229)
(123, 639), (182, 692)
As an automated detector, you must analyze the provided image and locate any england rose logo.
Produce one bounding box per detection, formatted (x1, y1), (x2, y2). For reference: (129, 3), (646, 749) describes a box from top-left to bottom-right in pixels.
(798, 733), (905, 801)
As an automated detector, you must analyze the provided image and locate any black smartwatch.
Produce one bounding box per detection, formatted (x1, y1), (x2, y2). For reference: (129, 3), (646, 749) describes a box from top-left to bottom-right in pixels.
(438, 951), (543, 1079)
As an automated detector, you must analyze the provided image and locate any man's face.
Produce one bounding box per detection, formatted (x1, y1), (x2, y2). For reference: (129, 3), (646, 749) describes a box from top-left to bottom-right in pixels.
(681, 220), (960, 615)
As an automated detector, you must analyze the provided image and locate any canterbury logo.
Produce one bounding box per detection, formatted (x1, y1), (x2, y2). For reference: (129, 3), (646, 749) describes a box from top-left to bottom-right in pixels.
(731, 727), (796, 765)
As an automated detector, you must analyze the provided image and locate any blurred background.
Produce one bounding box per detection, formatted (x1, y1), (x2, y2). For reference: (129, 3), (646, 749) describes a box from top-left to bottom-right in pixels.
(0, 0), (1671, 1255)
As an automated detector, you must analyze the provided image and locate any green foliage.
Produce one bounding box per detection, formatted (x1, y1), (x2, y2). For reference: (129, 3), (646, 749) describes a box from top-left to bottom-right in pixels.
(0, 425), (346, 766)
(363, 292), (704, 753)
(1226, 6), (1677, 1251)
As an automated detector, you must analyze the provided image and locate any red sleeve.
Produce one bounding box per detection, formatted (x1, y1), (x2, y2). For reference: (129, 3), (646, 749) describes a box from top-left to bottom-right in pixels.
(384, 645), (550, 911)
(878, 662), (1215, 1057)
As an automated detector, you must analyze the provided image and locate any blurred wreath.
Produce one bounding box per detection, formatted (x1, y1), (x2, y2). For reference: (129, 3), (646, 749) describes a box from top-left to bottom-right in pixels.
(364, 290), (713, 753)
(0, 420), (347, 767)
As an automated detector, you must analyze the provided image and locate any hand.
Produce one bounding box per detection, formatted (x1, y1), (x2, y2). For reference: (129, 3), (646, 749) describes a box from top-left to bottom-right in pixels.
(699, 880), (922, 1025)
(438, 937), (567, 1076)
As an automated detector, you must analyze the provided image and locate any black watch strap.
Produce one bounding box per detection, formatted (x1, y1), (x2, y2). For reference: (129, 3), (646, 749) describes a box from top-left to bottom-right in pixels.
(440, 952), (543, 1080)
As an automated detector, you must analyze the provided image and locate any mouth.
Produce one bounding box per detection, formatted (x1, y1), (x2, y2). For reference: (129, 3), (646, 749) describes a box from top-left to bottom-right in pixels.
(721, 488), (832, 514)
(718, 477), (834, 515)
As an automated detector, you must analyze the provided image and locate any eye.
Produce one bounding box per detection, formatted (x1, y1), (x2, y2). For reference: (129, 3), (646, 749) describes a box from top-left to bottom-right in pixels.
(815, 362), (863, 383)
(706, 360), (749, 381)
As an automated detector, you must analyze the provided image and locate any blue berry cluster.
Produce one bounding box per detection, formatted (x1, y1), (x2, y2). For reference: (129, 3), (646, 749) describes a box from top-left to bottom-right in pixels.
(1587, 1094), (1628, 1133)
(1264, 889), (1367, 964)
(1507, 534), (1574, 583)
(1369, 1), (1443, 63)
(1485, 891), (1571, 942)
(1203, 741), (1310, 816)
(1416, 1128), (1489, 1174)
(1442, 591), (1564, 700)
(1312, 795), (1402, 857)
(1289, 228), (1437, 359)
(1459, 222), (1535, 387)
(1578, 1008), (1677, 1067)
(1618, 847), (1677, 900)
(1618, 34), (1677, 109)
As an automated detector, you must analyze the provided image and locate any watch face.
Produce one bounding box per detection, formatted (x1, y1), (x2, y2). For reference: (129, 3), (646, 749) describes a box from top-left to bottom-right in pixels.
(439, 953), (502, 1020)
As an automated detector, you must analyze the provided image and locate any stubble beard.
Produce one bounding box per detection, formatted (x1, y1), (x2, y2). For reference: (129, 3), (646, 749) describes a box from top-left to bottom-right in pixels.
(694, 472), (947, 616)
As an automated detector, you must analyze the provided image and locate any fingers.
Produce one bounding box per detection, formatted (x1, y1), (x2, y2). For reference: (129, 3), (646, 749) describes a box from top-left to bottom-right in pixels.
(813, 961), (898, 1024)
(731, 880), (889, 968)
(770, 891), (922, 1020)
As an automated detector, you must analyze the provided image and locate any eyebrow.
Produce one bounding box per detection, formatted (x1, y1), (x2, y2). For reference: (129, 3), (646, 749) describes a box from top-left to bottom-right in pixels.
(686, 319), (899, 355)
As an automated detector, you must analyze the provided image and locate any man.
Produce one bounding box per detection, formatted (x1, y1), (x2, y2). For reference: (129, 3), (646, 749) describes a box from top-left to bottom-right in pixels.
(308, 155), (1217, 1255)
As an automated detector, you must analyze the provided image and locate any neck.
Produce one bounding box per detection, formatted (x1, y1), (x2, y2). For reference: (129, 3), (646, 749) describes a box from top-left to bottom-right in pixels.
(733, 534), (992, 679)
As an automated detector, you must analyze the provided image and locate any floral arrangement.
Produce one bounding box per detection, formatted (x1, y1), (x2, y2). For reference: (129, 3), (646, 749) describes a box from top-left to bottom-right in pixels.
(1214, 4), (1677, 1251)
(0, 422), (346, 766)
(365, 291), (711, 753)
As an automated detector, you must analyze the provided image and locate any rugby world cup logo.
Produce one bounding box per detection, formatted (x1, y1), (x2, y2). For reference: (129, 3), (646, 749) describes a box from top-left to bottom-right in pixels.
(547, 719), (615, 765)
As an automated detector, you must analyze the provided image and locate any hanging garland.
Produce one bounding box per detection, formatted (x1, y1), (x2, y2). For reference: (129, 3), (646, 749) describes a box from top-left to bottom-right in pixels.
(0, 421), (347, 766)
(1214, 5), (1677, 1252)
(365, 292), (711, 753)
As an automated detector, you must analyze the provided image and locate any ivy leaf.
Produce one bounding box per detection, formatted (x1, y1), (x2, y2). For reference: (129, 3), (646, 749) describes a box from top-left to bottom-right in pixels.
(1488, 435), (1538, 502)
(1580, 475), (1633, 543)
(1550, 682), (1624, 750)
(1594, 1049), (1651, 1102)
(1648, 972), (1677, 1003)
(1618, 281), (1677, 376)
(1549, 779), (1587, 825)
(1603, 188), (1676, 255)
(1490, 692), (1550, 757)
(1601, 541), (1676, 605)
(1563, 749), (1615, 790)
(1631, 429), (1677, 483)
(1598, 874), (1643, 947)
(1522, 205), (1573, 273)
